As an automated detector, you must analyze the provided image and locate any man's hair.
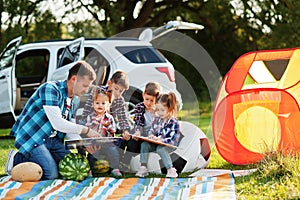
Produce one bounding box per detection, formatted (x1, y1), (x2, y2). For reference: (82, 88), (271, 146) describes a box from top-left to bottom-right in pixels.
(110, 70), (129, 90)
(68, 61), (96, 81)
(144, 82), (161, 98)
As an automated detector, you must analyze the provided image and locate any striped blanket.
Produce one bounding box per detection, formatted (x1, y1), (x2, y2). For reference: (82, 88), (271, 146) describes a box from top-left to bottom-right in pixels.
(0, 173), (236, 199)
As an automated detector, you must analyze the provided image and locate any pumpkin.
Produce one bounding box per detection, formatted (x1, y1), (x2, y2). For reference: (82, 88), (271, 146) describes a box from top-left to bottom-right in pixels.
(11, 162), (43, 182)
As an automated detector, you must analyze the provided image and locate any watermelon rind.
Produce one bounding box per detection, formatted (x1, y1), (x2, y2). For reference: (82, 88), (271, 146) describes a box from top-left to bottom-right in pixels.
(59, 153), (90, 182)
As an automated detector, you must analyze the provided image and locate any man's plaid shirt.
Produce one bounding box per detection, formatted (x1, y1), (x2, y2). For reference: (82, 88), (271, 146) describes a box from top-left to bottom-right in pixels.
(10, 81), (72, 157)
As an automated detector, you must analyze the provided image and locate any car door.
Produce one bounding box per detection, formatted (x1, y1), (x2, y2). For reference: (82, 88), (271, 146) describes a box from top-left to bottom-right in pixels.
(50, 37), (84, 81)
(0, 36), (22, 119)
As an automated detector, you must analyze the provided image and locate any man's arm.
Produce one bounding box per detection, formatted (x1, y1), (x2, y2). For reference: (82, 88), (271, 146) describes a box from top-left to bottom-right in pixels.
(44, 105), (99, 137)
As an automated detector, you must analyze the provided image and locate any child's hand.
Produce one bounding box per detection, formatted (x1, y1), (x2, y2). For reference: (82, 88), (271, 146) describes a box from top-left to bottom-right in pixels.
(157, 137), (164, 142)
(148, 134), (155, 140)
(101, 117), (111, 127)
(122, 130), (131, 141)
(132, 130), (141, 141)
(149, 135), (163, 142)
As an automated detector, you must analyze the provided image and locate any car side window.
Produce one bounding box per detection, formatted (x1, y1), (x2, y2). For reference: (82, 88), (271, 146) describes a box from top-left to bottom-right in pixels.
(84, 47), (110, 85)
(116, 46), (166, 64)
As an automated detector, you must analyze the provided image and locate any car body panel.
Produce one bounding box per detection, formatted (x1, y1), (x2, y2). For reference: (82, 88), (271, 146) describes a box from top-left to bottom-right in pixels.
(50, 37), (84, 81)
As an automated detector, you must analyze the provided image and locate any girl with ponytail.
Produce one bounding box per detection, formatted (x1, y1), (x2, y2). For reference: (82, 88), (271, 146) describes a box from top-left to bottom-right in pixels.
(135, 92), (180, 178)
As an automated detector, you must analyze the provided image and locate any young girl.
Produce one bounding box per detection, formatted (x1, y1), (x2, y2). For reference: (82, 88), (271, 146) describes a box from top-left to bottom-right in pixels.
(135, 92), (180, 178)
(85, 88), (122, 177)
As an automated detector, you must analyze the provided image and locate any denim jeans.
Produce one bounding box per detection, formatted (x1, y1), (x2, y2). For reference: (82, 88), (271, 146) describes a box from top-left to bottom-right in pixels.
(118, 138), (141, 165)
(140, 141), (173, 169)
(13, 136), (70, 180)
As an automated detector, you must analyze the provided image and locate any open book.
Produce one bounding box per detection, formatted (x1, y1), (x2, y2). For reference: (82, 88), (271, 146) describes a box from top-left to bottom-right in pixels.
(65, 136), (177, 149)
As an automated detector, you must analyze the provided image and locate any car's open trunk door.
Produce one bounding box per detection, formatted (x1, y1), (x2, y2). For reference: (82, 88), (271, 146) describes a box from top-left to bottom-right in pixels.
(0, 36), (22, 124)
(139, 21), (204, 42)
(50, 37), (84, 81)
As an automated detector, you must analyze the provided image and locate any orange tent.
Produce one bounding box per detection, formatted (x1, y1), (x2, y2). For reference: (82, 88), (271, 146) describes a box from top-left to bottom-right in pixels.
(213, 48), (300, 165)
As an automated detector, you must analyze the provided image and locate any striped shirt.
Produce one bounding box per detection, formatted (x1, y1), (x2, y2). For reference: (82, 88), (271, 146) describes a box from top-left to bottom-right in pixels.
(10, 80), (72, 157)
(134, 102), (155, 136)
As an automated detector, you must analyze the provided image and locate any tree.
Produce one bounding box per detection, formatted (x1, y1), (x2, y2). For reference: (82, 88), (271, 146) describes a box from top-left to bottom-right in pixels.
(2, 0), (300, 101)
(0, 0), (62, 49)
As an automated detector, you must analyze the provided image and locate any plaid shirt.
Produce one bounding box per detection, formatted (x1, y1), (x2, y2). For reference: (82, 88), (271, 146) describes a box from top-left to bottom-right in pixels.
(10, 80), (73, 156)
(86, 112), (116, 137)
(80, 86), (130, 131)
(133, 102), (148, 134)
(149, 117), (180, 146)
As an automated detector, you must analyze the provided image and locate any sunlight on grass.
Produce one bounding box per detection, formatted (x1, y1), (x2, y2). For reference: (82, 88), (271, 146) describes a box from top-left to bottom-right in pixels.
(236, 152), (300, 199)
(0, 129), (10, 136)
(0, 139), (16, 175)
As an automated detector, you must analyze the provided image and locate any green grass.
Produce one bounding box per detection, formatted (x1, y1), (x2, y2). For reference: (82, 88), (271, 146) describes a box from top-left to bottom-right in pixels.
(1, 102), (300, 199)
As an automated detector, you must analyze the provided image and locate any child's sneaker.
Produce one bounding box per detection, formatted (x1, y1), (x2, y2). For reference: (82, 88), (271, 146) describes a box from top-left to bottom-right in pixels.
(88, 170), (93, 178)
(135, 166), (149, 177)
(5, 150), (17, 175)
(111, 169), (122, 177)
(166, 167), (178, 178)
(119, 161), (130, 172)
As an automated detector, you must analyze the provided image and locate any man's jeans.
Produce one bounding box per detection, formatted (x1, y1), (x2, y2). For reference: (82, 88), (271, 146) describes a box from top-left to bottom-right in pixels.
(13, 136), (70, 180)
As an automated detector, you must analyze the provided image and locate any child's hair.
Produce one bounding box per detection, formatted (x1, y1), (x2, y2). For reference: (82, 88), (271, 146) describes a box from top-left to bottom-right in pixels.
(144, 82), (161, 98)
(157, 92), (177, 118)
(110, 70), (129, 90)
(93, 87), (112, 103)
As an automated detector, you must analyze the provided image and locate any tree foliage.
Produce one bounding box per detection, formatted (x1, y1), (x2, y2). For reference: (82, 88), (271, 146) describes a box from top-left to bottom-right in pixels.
(1, 0), (300, 100)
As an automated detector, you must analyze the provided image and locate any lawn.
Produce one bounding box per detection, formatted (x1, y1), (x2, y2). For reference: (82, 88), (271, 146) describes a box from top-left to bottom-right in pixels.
(1, 102), (299, 199)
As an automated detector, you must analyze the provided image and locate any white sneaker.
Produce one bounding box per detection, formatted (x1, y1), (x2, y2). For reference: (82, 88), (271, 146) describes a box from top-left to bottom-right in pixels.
(5, 150), (17, 175)
(135, 166), (149, 177)
(166, 167), (178, 178)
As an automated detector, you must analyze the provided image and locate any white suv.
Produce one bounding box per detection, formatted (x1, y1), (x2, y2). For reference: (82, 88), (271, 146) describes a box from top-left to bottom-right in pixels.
(0, 21), (203, 127)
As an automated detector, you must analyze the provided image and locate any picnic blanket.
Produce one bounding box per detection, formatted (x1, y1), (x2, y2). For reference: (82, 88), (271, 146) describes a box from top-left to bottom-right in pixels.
(0, 173), (236, 199)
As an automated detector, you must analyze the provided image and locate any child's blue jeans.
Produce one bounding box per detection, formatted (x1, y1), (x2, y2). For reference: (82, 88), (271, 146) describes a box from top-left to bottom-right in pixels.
(140, 142), (173, 169)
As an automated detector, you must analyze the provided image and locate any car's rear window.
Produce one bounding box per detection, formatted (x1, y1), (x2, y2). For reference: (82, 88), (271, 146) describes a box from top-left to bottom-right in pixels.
(116, 46), (166, 63)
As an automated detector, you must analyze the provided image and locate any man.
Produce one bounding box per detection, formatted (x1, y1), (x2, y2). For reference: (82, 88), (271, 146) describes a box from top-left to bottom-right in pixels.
(5, 60), (101, 180)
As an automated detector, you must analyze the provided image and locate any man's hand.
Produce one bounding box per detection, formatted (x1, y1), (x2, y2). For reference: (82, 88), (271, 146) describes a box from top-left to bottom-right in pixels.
(85, 144), (101, 154)
(122, 130), (131, 141)
(87, 129), (101, 138)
